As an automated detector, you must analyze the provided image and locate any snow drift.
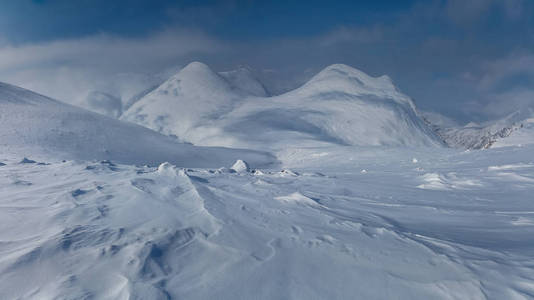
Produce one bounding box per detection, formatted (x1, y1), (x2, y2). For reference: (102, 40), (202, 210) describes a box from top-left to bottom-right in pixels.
(122, 62), (443, 149)
(0, 81), (276, 168)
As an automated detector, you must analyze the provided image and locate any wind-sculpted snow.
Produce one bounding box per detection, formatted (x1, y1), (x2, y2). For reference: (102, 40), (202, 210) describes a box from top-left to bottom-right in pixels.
(1, 144), (534, 299)
(0, 81), (276, 168)
(122, 62), (442, 149)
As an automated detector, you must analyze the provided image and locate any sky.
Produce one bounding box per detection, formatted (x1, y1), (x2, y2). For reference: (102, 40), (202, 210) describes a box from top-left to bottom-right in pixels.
(0, 0), (533, 123)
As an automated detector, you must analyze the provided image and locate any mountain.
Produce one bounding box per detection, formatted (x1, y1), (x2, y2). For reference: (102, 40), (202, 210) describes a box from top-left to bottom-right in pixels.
(427, 108), (534, 149)
(492, 118), (534, 148)
(120, 62), (267, 141)
(122, 62), (443, 149)
(0, 81), (276, 168)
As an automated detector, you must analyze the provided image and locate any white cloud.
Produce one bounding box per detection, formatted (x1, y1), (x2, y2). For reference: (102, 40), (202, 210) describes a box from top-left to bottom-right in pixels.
(445, 0), (525, 26)
(317, 26), (383, 47)
(468, 51), (534, 117)
(478, 51), (534, 91)
(482, 88), (534, 117)
(0, 29), (224, 103)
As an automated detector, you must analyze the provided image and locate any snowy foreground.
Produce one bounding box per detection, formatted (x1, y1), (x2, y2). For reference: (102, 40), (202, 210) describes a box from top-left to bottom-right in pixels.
(1, 144), (534, 299)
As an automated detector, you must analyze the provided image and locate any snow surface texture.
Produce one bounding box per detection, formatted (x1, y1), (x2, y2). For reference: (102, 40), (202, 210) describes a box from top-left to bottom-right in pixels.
(0, 82), (276, 168)
(121, 62), (442, 149)
(1, 145), (534, 299)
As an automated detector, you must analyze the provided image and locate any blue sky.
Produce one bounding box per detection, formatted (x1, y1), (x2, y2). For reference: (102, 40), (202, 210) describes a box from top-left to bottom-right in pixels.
(0, 0), (411, 42)
(0, 0), (533, 122)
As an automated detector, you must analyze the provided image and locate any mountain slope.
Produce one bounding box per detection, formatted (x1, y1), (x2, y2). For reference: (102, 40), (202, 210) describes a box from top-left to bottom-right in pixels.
(428, 109), (534, 149)
(122, 62), (443, 149)
(121, 62), (250, 140)
(0, 82), (276, 168)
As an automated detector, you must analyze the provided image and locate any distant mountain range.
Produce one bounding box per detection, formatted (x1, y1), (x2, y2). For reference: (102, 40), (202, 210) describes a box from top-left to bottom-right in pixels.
(423, 108), (534, 149)
(120, 62), (443, 149)
(4, 61), (531, 153)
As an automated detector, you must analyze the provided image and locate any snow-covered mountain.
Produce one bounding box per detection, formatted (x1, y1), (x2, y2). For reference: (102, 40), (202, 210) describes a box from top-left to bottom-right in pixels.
(427, 108), (534, 149)
(122, 62), (442, 149)
(0, 81), (275, 168)
(3, 67), (534, 300)
(121, 62), (253, 140)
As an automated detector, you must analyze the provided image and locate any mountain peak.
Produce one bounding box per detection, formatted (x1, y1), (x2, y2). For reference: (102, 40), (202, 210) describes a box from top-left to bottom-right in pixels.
(155, 61), (232, 98)
(311, 64), (395, 88)
(295, 64), (411, 107)
(181, 61), (213, 73)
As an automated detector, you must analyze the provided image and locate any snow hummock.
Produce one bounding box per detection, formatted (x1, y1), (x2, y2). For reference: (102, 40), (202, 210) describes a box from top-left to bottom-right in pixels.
(2, 144), (534, 299)
(122, 62), (442, 150)
(274, 192), (320, 206)
(0, 81), (276, 168)
(230, 159), (250, 173)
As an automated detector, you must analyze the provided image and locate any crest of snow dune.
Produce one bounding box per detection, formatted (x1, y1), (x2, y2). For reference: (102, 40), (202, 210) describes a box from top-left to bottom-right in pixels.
(122, 62), (442, 149)
(0, 81), (276, 168)
(230, 159), (250, 173)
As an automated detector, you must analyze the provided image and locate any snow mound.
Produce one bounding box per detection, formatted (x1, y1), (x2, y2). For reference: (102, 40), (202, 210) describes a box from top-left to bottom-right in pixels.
(417, 172), (482, 190)
(0, 81), (276, 168)
(122, 62), (442, 149)
(274, 192), (320, 206)
(230, 159), (250, 173)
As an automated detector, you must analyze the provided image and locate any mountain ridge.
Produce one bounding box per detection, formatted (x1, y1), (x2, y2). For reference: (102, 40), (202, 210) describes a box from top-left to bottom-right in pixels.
(121, 62), (443, 149)
(0, 81), (276, 168)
